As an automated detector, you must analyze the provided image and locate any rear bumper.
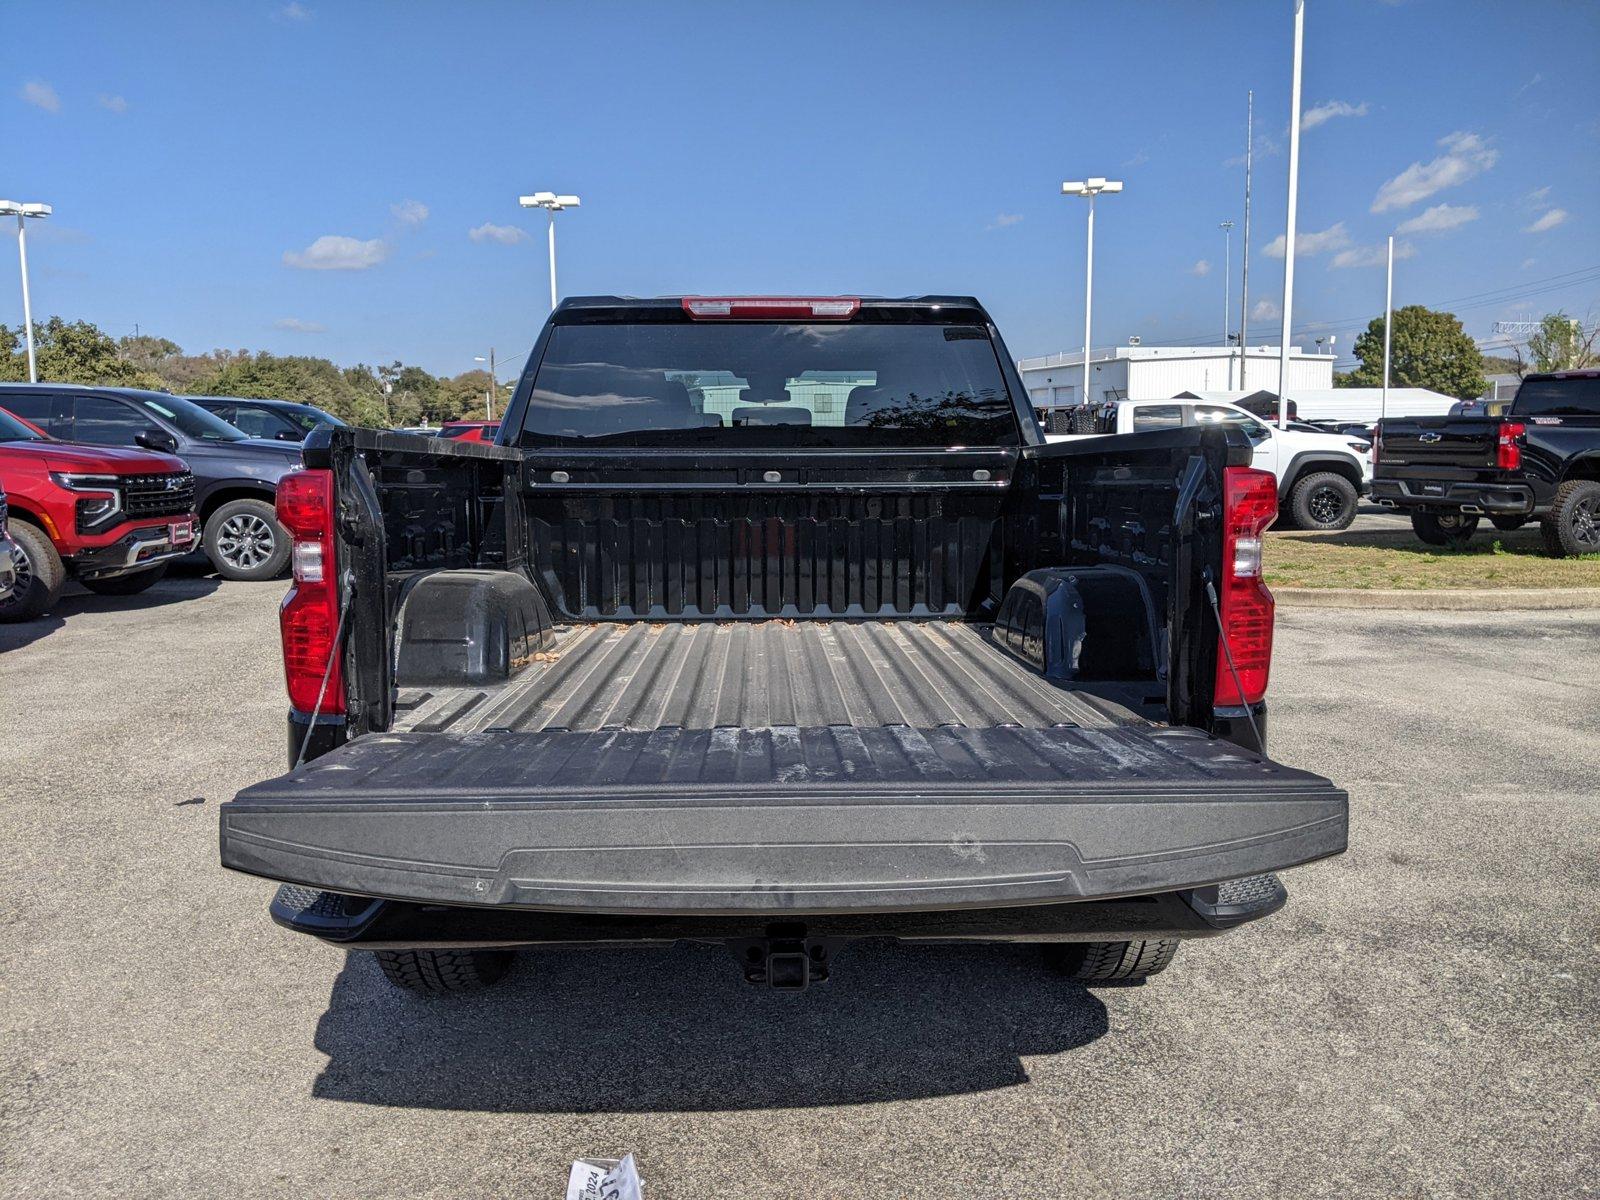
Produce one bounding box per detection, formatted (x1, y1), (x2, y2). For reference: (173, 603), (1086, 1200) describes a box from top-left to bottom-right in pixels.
(221, 725), (1348, 917)
(1371, 477), (1535, 516)
(70, 522), (199, 579)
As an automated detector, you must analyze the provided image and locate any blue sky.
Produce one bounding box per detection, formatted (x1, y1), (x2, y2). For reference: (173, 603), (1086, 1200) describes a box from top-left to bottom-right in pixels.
(6, 0), (1598, 379)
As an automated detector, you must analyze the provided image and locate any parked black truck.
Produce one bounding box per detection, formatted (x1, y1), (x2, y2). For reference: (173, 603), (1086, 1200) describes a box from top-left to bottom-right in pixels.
(1372, 369), (1600, 555)
(219, 295), (1348, 995)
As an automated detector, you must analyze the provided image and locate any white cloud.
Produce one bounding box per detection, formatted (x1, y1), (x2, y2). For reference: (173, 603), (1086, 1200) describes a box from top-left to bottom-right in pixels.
(279, 2), (311, 19)
(97, 93), (128, 114)
(1301, 99), (1369, 131)
(283, 235), (390, 270)
(1521, 257), (1537, 270)
(1190, 259), (1212, 276)
(1330, 240), (1416, 270)
(1523, 185), (1551, 205)
(469, 222), (529, 245)
(391, 199), (429, 226)
(1263, 222), (1351, 259)
(273, 317), (326, 333)
(985, 213), (1024, 231)
(1253, 297), (1281, 321)
(21, 81), (60, 113)
(1224, 132), (1281, 168)
(1525, 208), (1569, 233)
(1371, 131), (1497, 212)
(1395, 203), (1479, 235)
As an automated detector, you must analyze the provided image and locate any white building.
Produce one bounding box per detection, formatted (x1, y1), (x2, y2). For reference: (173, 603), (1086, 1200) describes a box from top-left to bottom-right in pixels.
(1017, 345), (1335, 411)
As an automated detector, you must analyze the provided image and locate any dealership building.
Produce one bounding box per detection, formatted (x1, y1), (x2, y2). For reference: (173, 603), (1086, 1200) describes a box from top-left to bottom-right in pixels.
(1017, 345), (1336, 412)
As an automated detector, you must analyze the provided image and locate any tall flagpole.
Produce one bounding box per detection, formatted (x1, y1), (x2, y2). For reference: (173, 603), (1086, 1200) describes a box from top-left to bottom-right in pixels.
(1238, 91), (1253, 393)
(1276, 0), (1305, 429)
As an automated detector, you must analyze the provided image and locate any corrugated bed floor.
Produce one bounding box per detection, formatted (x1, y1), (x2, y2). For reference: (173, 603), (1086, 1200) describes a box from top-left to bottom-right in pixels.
(393, 621), (1144, 735)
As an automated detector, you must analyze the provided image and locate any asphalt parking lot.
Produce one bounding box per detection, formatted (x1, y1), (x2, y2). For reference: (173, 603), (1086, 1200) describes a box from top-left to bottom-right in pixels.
(3, 568), (1597, 1199)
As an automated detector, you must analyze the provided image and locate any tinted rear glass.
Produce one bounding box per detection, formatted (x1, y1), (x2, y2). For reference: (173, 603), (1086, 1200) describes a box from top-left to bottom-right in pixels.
(517, 322), (1019, 447)
(1513, 378), (1600, 417)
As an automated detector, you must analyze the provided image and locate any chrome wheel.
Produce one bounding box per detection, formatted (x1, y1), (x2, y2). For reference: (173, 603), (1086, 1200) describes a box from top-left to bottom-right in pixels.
(0, 542), (31, 612)
(216, 512), (277, 570)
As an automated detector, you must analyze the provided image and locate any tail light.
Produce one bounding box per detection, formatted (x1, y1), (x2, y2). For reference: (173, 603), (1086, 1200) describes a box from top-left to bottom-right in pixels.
(1214, 466), (1277, 708)
(1496, 421), (1525, 471)
(1371, 424), (1381, 468)
(682, 296), (860, 320)
(275, 469), (344, 715)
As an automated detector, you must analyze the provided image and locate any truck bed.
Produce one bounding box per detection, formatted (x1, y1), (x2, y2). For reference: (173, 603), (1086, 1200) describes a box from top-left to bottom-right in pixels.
(390, 620), (1150, 735)
(222, 619), (1346, 916)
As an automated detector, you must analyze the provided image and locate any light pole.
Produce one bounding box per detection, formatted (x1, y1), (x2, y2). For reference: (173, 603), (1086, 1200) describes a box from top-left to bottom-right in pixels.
(474, 350), (497, 420)
(518, 192), (580, 312)
(0, 200), (52, 383)
(1061, 178), (1122, 409)
(1220, 219), (1235, 384)
(1381, 236), (1394, 425)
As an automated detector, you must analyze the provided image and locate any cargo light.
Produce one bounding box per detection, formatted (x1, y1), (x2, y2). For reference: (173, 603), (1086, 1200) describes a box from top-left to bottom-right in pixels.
(1214, 466), (1277, 708)
(1496, 421), (1525, 471)
(275, 469), (344, 715)
(682, 296), (860, 320)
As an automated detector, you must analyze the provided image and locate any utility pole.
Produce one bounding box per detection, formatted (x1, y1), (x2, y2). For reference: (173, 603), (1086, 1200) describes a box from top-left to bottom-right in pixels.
(1276, 0), (1306, 429)
(1238, 91), (1253, 393)
(1381, 236), (1394, 425)
(1220, 219), (1235, 380)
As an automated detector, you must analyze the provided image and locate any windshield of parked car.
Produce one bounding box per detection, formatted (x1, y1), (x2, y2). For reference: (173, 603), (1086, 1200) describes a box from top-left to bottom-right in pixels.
(135, 395), (248, 441)
(0, 407), (48, 441)
(1513, 377), (1600, 417)
(517, 321), (1020, 447)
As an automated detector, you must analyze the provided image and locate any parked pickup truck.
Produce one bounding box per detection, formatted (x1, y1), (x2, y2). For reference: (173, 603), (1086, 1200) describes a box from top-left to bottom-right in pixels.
(220, 295), (1348, 996)
(1373, 369), (1600, 555)
(1048, 398), (1372, 531)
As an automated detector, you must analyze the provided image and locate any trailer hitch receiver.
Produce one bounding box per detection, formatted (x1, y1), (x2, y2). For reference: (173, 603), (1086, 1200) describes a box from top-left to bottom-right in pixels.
(730, 925), (835, 990)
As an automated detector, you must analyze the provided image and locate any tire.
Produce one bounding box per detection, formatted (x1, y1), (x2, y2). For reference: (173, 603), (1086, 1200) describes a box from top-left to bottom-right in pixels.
(0, 521), (67, 622)
(1047, 939), (1181, 983)
(204, 498), (290, 581)
(1489, 515), (1528, 532)
(1410, 511), (1479, 549)
(1540, 479), (1600, 558)
(1288, 471), (1358, 532)
(81, 563), (168, 596)
(375, 948), (513, 994)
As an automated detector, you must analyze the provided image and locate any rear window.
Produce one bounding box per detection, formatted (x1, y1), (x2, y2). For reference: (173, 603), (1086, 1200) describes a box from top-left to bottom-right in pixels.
(516, 321), (1019, 447)
(1513, 377), (1600, 417)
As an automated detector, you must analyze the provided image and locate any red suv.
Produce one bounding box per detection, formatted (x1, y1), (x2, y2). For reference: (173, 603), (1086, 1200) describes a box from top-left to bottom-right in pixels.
(438, 420), (500, 443)
(0, 406), (198, 621)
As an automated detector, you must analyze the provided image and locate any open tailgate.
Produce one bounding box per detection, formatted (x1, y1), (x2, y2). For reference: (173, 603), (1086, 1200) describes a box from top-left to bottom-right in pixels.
(221, 725), (1347, 915)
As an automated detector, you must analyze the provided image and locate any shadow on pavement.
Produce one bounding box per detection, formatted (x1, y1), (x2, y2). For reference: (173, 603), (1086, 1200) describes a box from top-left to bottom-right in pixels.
(311, 940), (1109, 1112)
(0, 572), (224, 652)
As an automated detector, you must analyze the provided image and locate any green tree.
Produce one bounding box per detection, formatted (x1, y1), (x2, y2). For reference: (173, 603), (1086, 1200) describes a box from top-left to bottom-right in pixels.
(1339, 305), (1487, 400)
(0, 318), (165, 388)
(1525, 311), (1597, 373)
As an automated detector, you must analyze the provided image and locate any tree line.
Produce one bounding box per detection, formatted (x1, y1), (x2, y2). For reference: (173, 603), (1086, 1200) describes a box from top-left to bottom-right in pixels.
(0, 317), (509, 428)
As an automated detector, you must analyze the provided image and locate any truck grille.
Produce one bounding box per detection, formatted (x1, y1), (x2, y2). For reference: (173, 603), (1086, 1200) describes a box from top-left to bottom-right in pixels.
(122, 472), (196, 520)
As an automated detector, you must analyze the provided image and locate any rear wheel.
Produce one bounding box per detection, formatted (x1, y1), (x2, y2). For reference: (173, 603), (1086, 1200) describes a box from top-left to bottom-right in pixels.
(1489, 514), (1528, 532)
(375, 948), (514, 994)
(81, 564), (168, 596)
(1540, 480), (1600, 558)
(204, 498), (290, 581)
(0, 521), (66, 622)
(1047, 939), (1180, 983)
(1289, 471), (1358, 532)
(1411, 511), (1479, 549)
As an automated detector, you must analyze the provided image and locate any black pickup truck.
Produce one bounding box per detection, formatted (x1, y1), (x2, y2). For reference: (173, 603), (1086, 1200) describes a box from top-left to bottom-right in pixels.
(219, 295), (1348, 995)
(1372, 370), (1600, 555)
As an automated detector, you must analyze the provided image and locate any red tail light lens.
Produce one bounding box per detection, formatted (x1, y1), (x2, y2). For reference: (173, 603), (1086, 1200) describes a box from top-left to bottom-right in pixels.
(276, 469), (344, 715)
(1496, 421), (1525, 471)
(1215, 466), (1277, 708)
(682, 296), (860, 320)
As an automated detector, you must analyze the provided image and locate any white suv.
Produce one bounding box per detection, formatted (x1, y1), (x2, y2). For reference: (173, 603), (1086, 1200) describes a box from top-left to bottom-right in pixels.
(1045, 399), (1372, 530)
